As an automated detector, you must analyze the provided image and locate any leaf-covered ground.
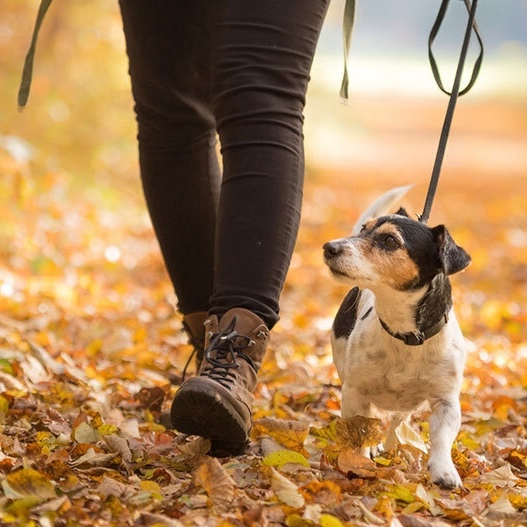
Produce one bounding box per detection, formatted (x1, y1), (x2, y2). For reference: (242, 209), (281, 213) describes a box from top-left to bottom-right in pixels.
(1, 2), (527, 526)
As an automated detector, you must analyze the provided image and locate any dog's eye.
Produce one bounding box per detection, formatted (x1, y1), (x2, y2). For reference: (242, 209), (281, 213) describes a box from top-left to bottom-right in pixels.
(360, 224), (367, 233)
(382, 235), (400, 250)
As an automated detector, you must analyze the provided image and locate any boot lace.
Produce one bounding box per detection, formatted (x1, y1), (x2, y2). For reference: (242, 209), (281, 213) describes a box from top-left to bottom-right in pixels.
(201, 317), (257, 390)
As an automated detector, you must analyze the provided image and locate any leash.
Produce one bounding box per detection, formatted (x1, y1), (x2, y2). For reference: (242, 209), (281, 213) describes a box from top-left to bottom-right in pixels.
(420, 0), (483, 224)
(18, 0), (53, 109)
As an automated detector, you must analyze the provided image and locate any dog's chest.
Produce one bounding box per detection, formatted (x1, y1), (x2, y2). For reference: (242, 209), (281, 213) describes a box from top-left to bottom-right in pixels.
(350, 342), (434, 410)
(338, 318), (457, 412)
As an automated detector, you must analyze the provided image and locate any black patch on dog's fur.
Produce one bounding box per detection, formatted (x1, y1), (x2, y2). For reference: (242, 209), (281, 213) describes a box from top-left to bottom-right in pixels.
(371, 216), (470, 290)
(374, 216), (446, 288)
(333, 287), (361, 340)
(415, 274), (453, 329)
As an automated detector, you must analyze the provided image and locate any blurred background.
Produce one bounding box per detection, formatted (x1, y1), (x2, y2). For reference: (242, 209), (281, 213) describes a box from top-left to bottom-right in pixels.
(0, 1), (526, 361)
(2, 0), (526, 187)
(309, 0), (527, 173)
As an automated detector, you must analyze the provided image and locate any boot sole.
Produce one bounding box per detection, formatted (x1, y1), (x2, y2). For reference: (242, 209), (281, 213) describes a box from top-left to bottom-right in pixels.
(170, 382), (249, 454)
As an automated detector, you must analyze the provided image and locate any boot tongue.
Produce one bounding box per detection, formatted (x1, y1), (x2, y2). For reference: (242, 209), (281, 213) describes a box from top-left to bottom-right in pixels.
(218, 308), (267, 338)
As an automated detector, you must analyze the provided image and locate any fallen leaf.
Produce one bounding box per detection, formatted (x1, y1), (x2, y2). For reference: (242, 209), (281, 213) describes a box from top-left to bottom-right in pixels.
(383, 483), (417, 505)
(485, 493), (519, 518)
(73, 421), (99, 444)
(394, 420), (428, 453)
(262, 449), (310, 469)
(319, 513), (345, 527)
(96, 476), (128, 498)
(195, 457), (235, 512)
(337, 447), (378, 478)
(270, 467), (305, 509)
(480, 464), (519, 488)
(2, 467), (56, 499)
(103, 434), (133, 464)
(300, 480), (342, 505)
(135, 386), (166, 412)
(336, 416), (383, 448)
(69, 447), (117, 468)
(253, 418), (309, 455)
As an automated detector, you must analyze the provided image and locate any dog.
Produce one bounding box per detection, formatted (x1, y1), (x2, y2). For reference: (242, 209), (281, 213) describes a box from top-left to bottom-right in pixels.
(323, 186), (470, 488)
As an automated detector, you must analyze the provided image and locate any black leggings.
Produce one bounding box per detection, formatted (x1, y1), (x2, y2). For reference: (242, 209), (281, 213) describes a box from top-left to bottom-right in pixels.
(119, 0), (329, 329)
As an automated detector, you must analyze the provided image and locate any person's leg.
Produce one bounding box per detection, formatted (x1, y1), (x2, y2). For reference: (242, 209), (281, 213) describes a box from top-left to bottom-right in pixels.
(119, 0), (219, 317)
(209, 0), (330, 329)
(171, 0), (329, 453)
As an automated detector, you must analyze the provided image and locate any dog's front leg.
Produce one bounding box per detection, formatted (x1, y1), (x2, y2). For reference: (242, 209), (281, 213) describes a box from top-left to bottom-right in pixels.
(427, 397), (462, 488)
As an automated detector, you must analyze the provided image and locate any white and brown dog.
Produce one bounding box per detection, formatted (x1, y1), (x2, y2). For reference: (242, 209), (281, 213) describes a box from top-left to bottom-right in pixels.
(323, 186), (470, 488)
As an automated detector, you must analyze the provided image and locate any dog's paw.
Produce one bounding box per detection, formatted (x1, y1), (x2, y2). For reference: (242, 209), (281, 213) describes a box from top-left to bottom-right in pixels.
(428, 459), (462, 489)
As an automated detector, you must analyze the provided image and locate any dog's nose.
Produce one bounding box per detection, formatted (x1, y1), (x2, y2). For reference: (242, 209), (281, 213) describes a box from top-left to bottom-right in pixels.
(323, 241), (342, 259)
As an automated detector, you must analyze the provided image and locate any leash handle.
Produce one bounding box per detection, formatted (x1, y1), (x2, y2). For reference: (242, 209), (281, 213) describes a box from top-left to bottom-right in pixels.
(420, 0), (481, 224)
(428, 0), (484, 97)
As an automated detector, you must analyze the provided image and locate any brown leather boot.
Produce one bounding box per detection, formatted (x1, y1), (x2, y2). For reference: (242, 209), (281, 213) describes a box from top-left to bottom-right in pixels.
(170, 308), (270, 455)
(181, 311), (208, 369)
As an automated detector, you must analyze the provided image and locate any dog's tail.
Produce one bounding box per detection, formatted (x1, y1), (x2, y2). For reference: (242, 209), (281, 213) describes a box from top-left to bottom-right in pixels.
(352, 185), (413, 235)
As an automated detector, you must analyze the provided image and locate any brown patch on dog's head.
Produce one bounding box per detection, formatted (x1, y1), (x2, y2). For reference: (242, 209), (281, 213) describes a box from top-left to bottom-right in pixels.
(359, 220), (420, 290)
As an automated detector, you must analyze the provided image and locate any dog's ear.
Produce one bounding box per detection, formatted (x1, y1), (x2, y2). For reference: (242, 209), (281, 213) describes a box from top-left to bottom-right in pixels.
(394, 207), (410, 217)
(432, 225), (471, 275)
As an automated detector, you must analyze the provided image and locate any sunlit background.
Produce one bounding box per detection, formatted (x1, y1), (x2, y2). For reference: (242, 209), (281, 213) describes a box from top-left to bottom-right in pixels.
(309, 0), (527, 173)
(2, 1), (527, 181)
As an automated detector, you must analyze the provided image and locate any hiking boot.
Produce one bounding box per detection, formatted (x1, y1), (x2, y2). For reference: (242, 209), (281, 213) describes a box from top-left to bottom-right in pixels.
(170, 308), (270, 455)
(181, 311), (209, 370)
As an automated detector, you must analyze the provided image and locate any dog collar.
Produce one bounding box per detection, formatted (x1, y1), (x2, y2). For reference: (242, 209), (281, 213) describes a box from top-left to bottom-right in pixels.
(379, 313), (449, 346)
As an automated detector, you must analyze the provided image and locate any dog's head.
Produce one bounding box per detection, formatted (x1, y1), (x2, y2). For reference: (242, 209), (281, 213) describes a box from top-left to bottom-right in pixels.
(323, 209), (471, 291)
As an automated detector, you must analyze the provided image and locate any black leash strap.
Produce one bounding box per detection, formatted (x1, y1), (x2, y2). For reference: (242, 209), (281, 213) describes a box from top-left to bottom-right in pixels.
(18, 0), (53, 109)
(340, 0), (356, 104)
(420, 0), (483, 224)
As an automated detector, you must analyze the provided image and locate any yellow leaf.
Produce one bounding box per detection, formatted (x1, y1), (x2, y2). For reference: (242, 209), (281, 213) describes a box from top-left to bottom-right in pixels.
(97, 424), (119, 436)
(140, 480), (161, 493)
(320, 513), (345, 527)
(195, 457), (235, 512)
(2, 468), (56, 499)
(310, 420), (338, 443)
(140, 480), (162, 500)
(270, 467), (305, 509)
(383, 483), (416, 504)
(253, 418), (309, 455)
(0, 395), (9, 424)
(457, 429), (480, 450)
(4, 496), (43, 515)
(262, 449), (310, 469)
(508, 491), (527, 511)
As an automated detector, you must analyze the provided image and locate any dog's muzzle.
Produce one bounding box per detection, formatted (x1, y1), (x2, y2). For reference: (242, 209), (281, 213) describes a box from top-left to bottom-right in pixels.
(323, 241), (344, 261)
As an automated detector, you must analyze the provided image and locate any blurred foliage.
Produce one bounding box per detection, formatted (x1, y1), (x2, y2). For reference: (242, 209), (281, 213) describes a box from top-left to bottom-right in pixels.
(1, 0), (138, 193)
